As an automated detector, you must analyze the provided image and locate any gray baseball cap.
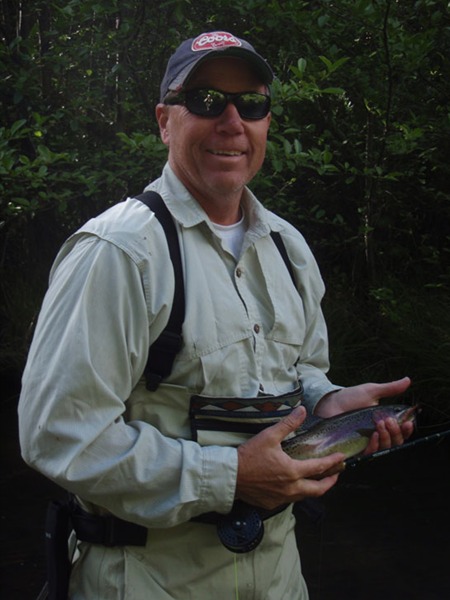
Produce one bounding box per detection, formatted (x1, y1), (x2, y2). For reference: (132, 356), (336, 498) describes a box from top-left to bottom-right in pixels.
(160, 31), (274, 101)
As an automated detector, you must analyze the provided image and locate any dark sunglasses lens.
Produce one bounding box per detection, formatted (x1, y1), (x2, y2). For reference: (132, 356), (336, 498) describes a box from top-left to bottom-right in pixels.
(186, 90), (226, 116)
(185, 89), (270, 119)
(235, 93), (271, 119)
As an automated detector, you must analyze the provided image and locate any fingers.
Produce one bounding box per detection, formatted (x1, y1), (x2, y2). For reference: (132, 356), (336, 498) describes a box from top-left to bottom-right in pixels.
(296, 471), (341, 499)
(306, 461), (346, 481)
(401, 419), (415, 441)
(366, 415), (415, 455)
(297, 452), (345, 480)
(379, 417), (409, 448)
(251, 454), (344, 509)
(364, 431), (380, 455)
(283, 453), (346, 501)
(364, 420), (399, 452)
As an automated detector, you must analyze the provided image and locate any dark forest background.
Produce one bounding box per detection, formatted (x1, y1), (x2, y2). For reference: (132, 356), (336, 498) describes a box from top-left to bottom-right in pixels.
(1, 0), (449, 425)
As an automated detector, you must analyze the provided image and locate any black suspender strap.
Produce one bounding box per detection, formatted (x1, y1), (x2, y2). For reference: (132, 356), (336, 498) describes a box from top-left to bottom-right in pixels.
(135, 191), (296, 390)
(135, 191), (185, 391)
(270, 230), (296, 287)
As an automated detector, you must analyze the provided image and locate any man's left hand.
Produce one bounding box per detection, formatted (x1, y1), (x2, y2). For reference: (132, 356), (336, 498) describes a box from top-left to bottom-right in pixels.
(314, 376), (414, 452)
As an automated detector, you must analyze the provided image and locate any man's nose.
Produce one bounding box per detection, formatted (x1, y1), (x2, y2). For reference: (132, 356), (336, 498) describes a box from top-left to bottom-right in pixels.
(215, 102), (245, 133)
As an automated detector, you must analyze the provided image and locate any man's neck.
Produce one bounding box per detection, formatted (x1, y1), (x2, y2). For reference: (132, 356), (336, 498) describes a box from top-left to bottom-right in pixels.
(170, 163), (245, 225)
(186, 186), (244, 225)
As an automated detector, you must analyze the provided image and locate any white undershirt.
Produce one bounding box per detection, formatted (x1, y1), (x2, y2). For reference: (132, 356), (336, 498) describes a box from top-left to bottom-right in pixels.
(212, 212), (246, 260)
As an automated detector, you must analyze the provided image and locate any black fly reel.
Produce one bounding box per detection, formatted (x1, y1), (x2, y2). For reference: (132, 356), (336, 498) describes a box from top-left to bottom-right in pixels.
(216, 502), (264, 553)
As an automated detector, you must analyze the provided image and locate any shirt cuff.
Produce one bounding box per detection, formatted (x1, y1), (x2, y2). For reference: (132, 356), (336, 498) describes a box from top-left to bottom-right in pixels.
(199, 445), (238, 515)
(302, 380), (343, 413)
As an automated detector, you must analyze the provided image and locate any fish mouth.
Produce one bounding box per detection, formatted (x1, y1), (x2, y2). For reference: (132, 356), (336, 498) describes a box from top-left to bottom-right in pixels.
(401, 404), (419, 424)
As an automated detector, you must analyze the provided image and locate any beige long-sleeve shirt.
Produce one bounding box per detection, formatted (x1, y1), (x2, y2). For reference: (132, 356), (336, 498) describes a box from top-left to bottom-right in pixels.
(19, 163), (339, 529)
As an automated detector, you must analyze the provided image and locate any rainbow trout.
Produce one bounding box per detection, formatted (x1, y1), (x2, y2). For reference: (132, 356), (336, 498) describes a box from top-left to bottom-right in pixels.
(282, 404), (417, 461)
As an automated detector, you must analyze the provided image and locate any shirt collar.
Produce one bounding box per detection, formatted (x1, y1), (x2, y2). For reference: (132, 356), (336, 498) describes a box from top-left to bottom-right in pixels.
(145, 163), (280, 238)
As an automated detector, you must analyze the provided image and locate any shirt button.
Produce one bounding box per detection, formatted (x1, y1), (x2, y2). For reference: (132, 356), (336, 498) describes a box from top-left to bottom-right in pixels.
(253, 324), (260, 334)
(236, 267), (242, 277)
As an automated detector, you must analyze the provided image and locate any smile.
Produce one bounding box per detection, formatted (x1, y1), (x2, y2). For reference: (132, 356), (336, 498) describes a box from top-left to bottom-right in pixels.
(209, 150), (244, 156)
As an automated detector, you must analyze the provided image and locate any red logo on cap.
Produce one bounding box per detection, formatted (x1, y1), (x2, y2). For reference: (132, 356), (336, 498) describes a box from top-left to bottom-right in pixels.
(192, 32), (242, 52)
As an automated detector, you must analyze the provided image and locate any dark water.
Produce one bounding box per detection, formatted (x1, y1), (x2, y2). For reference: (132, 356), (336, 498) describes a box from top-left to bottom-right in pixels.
(2, 395), (449, 600)
(295, 437), (450, 600)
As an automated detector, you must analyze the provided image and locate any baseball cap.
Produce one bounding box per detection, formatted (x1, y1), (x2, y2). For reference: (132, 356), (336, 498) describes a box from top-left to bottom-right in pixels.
(160, 31), (274, 101)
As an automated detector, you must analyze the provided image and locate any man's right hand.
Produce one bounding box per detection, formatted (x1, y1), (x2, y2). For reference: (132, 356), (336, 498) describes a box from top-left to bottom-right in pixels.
(235, 406), (344, 510)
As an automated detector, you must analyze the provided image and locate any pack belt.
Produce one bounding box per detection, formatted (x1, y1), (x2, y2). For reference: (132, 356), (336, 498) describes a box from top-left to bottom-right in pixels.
(191, 501), (288, 525)
(70, 499), (147, 547)
(70, 497), (288, 554)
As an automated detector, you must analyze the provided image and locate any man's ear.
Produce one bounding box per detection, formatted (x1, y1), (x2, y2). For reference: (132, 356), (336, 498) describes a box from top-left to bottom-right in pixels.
(155, 104), (170, 146)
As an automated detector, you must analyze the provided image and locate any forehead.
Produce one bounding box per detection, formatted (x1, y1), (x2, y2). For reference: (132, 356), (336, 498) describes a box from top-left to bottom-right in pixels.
(185, 57), (267, 92)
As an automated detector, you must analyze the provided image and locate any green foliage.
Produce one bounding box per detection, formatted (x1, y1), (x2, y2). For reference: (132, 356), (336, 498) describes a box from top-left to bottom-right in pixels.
(1, 0), (449, 417)
(324, 277), (450, 426)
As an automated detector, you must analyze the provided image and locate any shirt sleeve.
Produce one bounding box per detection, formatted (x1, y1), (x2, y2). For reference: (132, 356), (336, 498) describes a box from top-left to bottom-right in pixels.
(18, 235), (237, 528)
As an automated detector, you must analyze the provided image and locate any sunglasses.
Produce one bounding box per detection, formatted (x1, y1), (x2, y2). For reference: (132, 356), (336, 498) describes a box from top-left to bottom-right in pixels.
(164, 88), (271, 120)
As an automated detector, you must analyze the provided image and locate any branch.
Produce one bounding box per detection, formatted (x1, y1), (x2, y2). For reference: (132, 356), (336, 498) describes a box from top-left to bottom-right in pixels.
(378, 0), (394, 165)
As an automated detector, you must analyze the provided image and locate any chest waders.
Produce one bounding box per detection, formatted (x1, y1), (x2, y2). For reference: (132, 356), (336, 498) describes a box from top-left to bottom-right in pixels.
(137, 192), (304, 553)
(42, 193), (303, 599)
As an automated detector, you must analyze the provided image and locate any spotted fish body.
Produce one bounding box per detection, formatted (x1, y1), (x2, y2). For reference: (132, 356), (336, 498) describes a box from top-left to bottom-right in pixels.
(282, 404), (417, 461)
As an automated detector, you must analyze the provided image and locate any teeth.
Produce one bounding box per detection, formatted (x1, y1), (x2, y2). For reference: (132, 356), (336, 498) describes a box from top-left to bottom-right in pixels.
(211, 150), (242, 156)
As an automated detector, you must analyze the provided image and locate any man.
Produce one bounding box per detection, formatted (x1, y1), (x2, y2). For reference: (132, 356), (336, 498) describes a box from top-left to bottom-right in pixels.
(19, 31), (412, 599)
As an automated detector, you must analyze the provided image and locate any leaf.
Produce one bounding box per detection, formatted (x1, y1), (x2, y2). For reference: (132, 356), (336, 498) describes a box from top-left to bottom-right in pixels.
(318, 56), (350, 75)
(37, 145), (51, 162)
(319, 55), (333, 71)
(10, 120), (27, 137)
(297, 58), (307, 75)
(321, 87), (345, 95)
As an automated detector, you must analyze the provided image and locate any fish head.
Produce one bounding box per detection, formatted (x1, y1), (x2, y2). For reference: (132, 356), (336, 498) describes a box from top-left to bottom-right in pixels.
(372, 404), (418, 427)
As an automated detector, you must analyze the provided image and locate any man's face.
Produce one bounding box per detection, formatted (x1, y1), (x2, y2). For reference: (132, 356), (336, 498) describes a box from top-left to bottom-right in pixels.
(156, 57), (271, 217)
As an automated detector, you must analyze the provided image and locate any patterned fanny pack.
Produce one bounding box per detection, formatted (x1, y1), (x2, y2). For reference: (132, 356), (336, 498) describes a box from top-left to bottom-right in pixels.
(189, 385), (304, 446)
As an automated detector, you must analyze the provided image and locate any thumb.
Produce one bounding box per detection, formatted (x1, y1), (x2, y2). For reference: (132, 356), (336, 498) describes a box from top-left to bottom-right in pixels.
(375, 376), (411, 400)
(270, 406), (307, 442)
